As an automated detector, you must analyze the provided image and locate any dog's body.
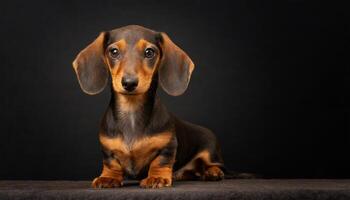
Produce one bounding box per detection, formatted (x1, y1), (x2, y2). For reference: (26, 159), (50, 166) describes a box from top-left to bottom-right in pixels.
(73, 25), (224, 188)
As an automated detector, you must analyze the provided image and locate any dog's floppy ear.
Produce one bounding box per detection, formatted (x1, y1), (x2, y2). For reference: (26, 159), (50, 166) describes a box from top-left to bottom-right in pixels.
(158, 32), (195, 96)
(72, 32), (109, 95)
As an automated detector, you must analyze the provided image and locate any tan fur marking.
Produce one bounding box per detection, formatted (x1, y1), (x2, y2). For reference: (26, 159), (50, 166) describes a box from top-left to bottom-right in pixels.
(106, 38), (161, 95)
(100, 159), (123, 179)
(100, 132), (172, 153)
(105, 39), (128, 93)
(148, 156), (173, 179)
(133, 132), (172, 150)
(100, 136), (128, 153)
(140, 155), (173, 188)
(206, 166), (222, 174)
(117, 93), (145, 112)
(99, 132), (173, 173)
(194, 150), (212, 165)
(174, 150), (221, 178)
(135, 39), (160, 93)
(109, 39), (127, 52)
(92, 158), (124, 188)
(136, 39), (148, 50)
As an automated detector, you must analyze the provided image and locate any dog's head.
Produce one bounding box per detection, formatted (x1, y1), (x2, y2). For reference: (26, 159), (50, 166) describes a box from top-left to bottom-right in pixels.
(72, 25), (194, 96)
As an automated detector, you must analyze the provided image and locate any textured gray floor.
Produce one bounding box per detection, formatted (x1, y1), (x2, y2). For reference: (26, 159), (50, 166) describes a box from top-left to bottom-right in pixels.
(1, 179), (350, 200)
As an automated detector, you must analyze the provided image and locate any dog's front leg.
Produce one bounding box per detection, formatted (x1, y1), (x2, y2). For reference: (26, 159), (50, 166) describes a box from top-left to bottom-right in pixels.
(92, 159), (124, 188)
(140, 139), (177, 188)
(140, 156), (174, 188)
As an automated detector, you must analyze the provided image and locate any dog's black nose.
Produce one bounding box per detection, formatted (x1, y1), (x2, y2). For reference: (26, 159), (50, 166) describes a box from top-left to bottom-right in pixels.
(121, 76), (138, 92)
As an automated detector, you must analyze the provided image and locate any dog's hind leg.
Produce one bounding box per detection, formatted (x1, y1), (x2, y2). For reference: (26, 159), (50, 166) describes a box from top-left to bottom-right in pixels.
(174, 149), (224, 181)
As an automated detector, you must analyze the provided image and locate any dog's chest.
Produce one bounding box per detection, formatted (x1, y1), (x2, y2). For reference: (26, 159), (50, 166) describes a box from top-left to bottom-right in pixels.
(99, 132), (172, 174)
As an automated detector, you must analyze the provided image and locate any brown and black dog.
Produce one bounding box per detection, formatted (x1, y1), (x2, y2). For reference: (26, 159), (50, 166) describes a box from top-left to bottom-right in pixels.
(72, 25), (226, 188)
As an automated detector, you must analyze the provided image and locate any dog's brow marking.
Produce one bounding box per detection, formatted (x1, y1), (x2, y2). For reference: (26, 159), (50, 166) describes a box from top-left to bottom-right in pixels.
(111, 39), (127, 50)
(136, 39), (148, 50)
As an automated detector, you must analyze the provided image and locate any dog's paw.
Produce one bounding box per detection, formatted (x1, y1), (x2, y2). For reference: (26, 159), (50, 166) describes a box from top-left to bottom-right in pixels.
(201, 166), (224, 181)
(173, 170), (198, 181)
(173, 171), (186, 181)
(92, 177), (123, 188)
(140, 177), (172, 188)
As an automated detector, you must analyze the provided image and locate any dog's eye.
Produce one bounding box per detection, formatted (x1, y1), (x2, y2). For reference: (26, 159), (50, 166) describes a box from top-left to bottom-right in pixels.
(144, 48), (155, 58)
(109, 48), (119, 59)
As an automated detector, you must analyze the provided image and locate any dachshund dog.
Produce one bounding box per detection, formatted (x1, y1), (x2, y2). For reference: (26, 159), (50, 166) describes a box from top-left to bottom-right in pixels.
(72, 25), (226, 188)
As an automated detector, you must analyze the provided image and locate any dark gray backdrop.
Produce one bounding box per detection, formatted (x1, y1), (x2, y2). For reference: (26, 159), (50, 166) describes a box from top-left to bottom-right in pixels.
(0, 0), (348, 180)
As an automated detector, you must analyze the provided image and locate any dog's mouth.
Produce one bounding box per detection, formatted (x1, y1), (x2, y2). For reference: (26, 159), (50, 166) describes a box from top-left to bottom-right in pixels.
(119, 91), (141, 96)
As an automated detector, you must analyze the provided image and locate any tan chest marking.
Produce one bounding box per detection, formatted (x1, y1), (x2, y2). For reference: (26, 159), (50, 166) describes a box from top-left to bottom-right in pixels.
(99, 132), (173, 172)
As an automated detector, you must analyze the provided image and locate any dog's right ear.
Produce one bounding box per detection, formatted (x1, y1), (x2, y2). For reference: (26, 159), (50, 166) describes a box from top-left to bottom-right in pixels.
(72, 32), (109, 95)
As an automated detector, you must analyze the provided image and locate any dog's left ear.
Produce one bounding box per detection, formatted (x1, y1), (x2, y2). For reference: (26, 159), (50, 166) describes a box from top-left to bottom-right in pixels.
(158, 32), (195, 96)
(72, 32), (109, 95)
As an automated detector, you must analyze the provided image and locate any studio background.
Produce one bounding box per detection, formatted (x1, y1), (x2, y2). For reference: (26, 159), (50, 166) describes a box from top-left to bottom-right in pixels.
(0, 0), (348, 180)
